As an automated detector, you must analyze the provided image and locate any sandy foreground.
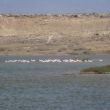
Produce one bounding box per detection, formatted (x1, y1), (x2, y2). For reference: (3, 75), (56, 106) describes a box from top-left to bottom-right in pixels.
(0, 13), (110, 55)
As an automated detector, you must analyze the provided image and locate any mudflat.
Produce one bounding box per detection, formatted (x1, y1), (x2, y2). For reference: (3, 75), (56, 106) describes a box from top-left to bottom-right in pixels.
(0, 13), (110, 55)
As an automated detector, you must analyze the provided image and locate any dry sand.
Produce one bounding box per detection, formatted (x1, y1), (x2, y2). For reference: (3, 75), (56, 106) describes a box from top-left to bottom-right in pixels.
(0, 13), (110, 55)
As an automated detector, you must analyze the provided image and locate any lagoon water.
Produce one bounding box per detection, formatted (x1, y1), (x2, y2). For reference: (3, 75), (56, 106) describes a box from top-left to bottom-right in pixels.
(0, 54), (110, 110)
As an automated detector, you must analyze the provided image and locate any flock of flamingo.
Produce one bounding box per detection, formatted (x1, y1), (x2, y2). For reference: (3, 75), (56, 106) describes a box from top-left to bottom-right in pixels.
(4, 59), (103, 63)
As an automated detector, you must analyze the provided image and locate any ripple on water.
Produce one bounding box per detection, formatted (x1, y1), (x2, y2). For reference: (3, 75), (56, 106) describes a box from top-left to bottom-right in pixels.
(0, 54), (110, 110)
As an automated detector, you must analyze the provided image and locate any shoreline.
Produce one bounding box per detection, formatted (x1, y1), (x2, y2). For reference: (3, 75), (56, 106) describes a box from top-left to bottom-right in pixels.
(0, 51), (110, 56)
(0, 52), (109, 56)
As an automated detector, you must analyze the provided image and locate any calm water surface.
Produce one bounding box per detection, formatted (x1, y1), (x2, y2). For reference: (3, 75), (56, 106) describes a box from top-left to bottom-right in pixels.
(0, 54), (110, 110)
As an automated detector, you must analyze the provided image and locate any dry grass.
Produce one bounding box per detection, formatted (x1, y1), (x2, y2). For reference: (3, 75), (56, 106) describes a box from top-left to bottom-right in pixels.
(0, 14), (110, 55)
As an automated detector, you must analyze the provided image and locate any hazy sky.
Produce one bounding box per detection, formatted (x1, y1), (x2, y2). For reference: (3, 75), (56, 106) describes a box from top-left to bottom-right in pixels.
(0, 0), (110, 13)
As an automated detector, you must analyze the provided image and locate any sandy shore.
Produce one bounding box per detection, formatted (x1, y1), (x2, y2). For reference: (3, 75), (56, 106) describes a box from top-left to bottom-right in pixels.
(0, 13), (110, 55)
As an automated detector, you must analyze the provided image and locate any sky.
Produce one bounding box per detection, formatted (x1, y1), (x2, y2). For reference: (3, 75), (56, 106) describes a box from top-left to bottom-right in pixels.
(0, 0), (110, 13)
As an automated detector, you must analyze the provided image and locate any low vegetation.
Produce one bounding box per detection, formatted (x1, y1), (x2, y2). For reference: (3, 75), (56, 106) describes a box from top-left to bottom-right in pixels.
(81, 65), (110, 74)
(0, 48), (5, 52)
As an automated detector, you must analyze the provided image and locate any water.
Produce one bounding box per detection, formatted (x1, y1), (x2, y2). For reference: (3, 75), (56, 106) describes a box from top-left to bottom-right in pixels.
(0, 54), (110, 110)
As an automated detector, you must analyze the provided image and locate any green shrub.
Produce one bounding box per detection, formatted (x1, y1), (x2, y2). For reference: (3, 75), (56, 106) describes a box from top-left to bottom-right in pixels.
(0, 48), (5, 52)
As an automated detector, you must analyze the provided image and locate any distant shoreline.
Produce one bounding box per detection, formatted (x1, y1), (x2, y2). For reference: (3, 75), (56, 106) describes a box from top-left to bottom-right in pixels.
(0, 13), (110, 20)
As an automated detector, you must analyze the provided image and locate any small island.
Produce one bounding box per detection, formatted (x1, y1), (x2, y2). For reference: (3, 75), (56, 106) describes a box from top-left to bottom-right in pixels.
(81, 65), (110, 74)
